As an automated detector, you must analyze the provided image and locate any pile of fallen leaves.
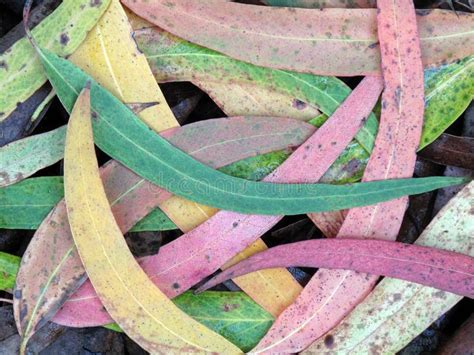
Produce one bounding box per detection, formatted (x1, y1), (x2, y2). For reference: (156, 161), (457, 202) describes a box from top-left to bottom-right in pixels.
(0, 0), (473, 353)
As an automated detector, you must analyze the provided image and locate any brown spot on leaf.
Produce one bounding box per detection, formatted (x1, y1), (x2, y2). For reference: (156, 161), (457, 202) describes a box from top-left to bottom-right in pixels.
(60, 33), (70, 46)
(222, 303), (239, 312)
(324, 334), (335, 348)
(292, 99), (307, 110)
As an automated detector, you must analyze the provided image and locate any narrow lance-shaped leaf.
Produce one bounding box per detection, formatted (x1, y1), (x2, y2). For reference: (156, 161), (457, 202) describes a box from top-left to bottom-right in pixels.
(305, 182), (474, 354)
(255, 1), (427, 351)
(197, 239), (474, 298)
(123, 9), (303, 314)
(106, 291), (275, 352)
(137, 26), (376, 152)
(0, 241), (271, 352)
(2, 116), (315, 230)
(37, 48), (455, 215)
(12, 116), (312, 344)
(137, 26), (473, 154)
(62, 85), (241, 353)
(123, 0), (473, 76)
(52, 75), (384, 327)
(262, 0), (376, 7)
(0, 0), (111, 144)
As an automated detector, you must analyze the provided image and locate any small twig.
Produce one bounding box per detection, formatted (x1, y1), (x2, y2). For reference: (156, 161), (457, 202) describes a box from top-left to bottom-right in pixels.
(0, 297), (14, 304)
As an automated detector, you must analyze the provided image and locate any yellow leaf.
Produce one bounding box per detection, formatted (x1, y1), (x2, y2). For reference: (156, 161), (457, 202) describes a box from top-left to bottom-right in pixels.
(197, 81), (320, 121)
(64, 86), (241, 354)
(70, 0), (178, 132)
(70, 0), (301, 318)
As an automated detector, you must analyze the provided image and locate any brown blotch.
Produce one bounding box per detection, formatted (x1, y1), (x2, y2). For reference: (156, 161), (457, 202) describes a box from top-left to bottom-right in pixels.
(0, 61), (7, 70)
(292, 99), (307, 110)
(368, 42), (379, 49)
(90, 0), (102, 7)
(60, 33), (70, 46)
(172, 282), (180, 289)
(223, 303), (239, 312)
(324, 334), (335, 348)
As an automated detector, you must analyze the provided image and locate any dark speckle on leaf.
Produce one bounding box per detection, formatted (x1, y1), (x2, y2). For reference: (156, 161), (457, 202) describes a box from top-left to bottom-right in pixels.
(60, 33), (70, 46)
(324, 334), (335, 348)
(292, 99), (307, 110)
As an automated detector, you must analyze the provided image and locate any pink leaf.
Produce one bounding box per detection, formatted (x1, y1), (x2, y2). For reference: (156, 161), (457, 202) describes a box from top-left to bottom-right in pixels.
(52, 76), (383, 327)
(250, 0), (426, 352)
(122, 0), (473, 76)
(196, 239), (474, 299)
(14, 116), (314, 334)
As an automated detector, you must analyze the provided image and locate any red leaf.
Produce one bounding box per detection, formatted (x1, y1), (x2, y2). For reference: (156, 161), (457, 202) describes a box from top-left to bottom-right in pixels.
(14, 116), (314, 334)
(249, 1), (426, 352)
(196, 239), (474, 299)
(52, 76), (383, 327)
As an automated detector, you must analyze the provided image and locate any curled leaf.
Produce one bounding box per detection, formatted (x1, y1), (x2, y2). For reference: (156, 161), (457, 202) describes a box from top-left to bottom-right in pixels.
(62, 85), (240, 353)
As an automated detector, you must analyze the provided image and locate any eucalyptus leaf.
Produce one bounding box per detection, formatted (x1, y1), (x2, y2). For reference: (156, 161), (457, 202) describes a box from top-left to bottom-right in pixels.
(106, 291), (274, 352)
(0, 0), (111, 145)
(36, 48), (465, 215)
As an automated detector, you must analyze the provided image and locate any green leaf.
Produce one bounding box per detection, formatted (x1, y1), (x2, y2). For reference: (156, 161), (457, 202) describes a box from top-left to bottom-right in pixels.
(0, 176), (171, 231)
(35, 48), (463, 215)
(420, 55), (474, 149)
(0, 177), (64, 230)
(130, 208), (176, 232)
(137, 28), (377, 153)
(0, 252), (20, 292)
(106, 291), (274, 352)
(139, 28), (474, 154)
(0, 126), (66, 187)
(0, 0), (111, 125)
